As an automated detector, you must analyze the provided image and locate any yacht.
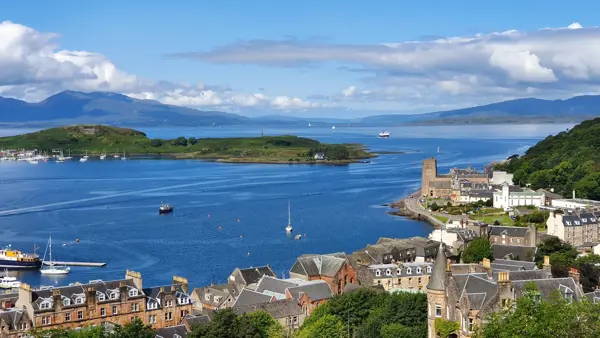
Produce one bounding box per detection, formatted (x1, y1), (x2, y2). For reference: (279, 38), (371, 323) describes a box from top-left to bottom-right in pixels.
(99, 149), (107, 160)
(121, 150), (127, 160)
(79, 151), (89, 162)
(331, 126), (336, 130)
(113, 148), (120, 159)
(378, 131), (390, 138)
(285, 201), (293, 233)
(40, 236), (70, 275)
(0, 269), (20, 289)
(159, 202), (174, 214)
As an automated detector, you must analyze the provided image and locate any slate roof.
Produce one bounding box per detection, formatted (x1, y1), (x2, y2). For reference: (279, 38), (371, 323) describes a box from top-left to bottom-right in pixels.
(492, 244), (537, 261)
(492, 270), (551, 281)
(563, 215), (583, 227)
(368, 263), (433, 279)
(430, 181), (451, 189)
(537, 189), (563, 200)
(31, 279), (144, 312)
(155, 324), (188, 338)
(143, 284), (189, 309)
(491, 259), (537, 271)
(427, 242), (446, 291)
(237, 265), (276, 286)
(489, 226), (530, 238)
(286, 281), (333, 302)
(192, 283), (237, 308)
(290, 253), (348, 278)
(342, 283), (363, 294)
(584, 290), (600, 303)
(232, 288), (273, 307)
(232, 299), (303, 319)
(255, 276), (299, 299)
(455, 274), (498, 310)
(512, 277), (583, 300)
(183, 314), (211, 327)
(0, 309), (29, 330)
(0, 292), (17, 302)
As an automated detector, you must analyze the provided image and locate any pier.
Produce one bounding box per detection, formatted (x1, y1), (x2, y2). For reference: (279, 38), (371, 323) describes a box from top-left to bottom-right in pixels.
(43, 261), (106, 267)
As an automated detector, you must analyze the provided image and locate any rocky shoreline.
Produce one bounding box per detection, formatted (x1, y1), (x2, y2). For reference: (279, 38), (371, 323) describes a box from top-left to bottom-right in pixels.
(383, 198), (442, 228)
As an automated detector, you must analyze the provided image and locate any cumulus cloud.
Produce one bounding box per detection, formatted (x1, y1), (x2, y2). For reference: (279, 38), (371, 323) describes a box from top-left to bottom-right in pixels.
(0, 21), (323, 112)
(169, 22), (600, 110)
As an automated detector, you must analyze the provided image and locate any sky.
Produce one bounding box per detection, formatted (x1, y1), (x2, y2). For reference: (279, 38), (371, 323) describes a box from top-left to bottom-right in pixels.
(1, 1), (600, 117)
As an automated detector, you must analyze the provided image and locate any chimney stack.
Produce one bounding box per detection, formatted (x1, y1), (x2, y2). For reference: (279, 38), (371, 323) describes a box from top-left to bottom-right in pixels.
(498, 271), (510, 283)
(543, 256), (552, 272)
(52, 289), (62, 312)
(482, 258), (491, 269)
(173, 276), (189, 294)
(125, 270), (142, 290)
(87, 287), (97, 308)
(569, 267), (581, 286)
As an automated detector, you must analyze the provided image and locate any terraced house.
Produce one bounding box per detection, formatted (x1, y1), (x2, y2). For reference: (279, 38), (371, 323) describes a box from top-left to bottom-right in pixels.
(0, 270), (192, 337)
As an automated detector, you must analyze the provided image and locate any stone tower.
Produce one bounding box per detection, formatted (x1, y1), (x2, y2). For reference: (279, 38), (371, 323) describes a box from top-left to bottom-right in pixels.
(427, 242), (447, 338)
(422, 157), (438, 197)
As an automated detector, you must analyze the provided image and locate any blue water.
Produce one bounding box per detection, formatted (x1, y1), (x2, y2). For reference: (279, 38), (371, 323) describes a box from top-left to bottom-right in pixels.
(0, 124), (571, 289)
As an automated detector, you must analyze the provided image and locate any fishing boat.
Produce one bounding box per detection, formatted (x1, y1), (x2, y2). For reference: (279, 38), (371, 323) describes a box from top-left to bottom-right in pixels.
(40, 236), (70, 275)
(159, 202), (174, 214)
(285, 201), (293, 233)
(0, 269), (21, 289)
(378, 131), (390, 138)
(0, 245), (41, 269)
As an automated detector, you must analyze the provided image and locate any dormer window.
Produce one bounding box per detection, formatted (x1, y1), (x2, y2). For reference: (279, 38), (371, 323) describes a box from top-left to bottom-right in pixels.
(385, 269), (391, 276)
(407, 268), (412, 274)
(375, 269), (381, 277)
(575, 221), (581, 225)
(592, 218), (597, 222)
(566, 221), (572, 225)
(427, 266), (432, 273)
(214, 296), (222, 303)
(97, 293), (105, 302)
(40, 301), (51, 309)
(75, 297), (85, 305)
(62, 298), (70, 306)
(128, 289), (138, 297)
(178, 297), (189, 305)
(396, 268), (401, 275)
(205, 294), (211, 301)
(147, 301), (158, 310)
(109, 292), (119, 300)
(416, 267), (422, 274)
(582, 218), (588, 222)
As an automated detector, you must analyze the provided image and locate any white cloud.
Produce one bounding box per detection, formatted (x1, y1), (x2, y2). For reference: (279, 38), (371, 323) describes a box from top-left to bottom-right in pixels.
(0, 20), (323, 112)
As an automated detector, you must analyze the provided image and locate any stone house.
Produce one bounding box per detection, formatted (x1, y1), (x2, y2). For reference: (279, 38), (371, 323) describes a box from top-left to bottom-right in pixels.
(228, 265), (277, 291)
(546, 210), (600, 246)
(289, 253), (358, 294)
(422, 158), (489, 198)
(367, 262), (433, 292)
(487, 224), (537, 247)
(190, 283), (238, 311)
(0, 309), (30, 338)
(232, 299), (305, 332)
(285, 281), (333, 316)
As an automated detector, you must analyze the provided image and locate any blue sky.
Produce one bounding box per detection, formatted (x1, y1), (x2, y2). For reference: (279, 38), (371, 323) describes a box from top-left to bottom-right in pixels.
(0, 1), (599, 117)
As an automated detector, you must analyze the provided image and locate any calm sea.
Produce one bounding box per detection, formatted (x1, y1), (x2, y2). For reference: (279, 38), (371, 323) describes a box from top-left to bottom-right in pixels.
(0, 124), (571, 288)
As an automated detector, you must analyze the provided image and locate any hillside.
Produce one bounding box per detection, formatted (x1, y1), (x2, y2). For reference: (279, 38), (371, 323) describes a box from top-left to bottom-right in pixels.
(0, 91), (248, 126)
(496, 117), (600, 200)
(0, 125), (373, 164)
(362, 95), (600, 125)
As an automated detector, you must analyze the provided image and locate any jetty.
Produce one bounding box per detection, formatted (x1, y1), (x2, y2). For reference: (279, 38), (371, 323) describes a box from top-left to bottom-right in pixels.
(43, 261), (106, 267)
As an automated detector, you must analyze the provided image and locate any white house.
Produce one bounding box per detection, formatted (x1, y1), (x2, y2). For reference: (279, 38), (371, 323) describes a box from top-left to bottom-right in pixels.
(493, 183), (545, 210)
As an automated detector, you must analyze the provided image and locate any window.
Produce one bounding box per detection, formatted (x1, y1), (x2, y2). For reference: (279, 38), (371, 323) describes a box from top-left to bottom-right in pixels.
(427, 266), (432, 273)
(112, 305), (118, 315)
(435, 304), (442, 317)
(62, 298), (70, 306)
(149, 315), (156, 324)
(100, 308), (106, 317)
(205, 294), (211, 301)
(148, 301), (158, 310)
(110, 292), (119, 300)
(131, 303), (139, 312)
(396, 268), (401, 275)
(375, 270), (381, 277)
(40, 301), (51, 309)
(418, 277), (422, 284)
(128, 289), (138, 297)
(385, 269), (391, 276)
(566, 221), (572, 225)
(77, 311), (83, 320)
(65, 313), (71, 322)
(462, 316), (467, 331)
(575, 221), (581, 225)
(75, 297), (84, 305)
(468, 318), (474, 332)
(42, 316), (51, 325)
(407, 268), (412, 274)
(165, 312), (173, 321)
(97, 293), (106, 301)
(181, 310), (188, 318)
(19, 322), (27, 330)
(416, 267), (422, 274)
(167, 300), (174, 307)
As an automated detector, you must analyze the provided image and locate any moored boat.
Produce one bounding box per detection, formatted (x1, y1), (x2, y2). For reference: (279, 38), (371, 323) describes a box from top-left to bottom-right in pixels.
(159, 202), (174, 214)
(40, 236), (70, 275)
(0, 269), (21, 289)
(0, 246), (42, 270)
(285, 201), (293, 233)
(378, 131), (390, 138)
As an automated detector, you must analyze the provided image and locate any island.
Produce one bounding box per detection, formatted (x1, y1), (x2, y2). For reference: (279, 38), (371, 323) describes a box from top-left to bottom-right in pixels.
(0, 125), (375, 164)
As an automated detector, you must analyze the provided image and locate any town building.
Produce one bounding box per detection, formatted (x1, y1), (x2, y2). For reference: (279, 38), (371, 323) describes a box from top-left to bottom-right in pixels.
(228, 265), (277, 291)
(421, 158), (490, 198)
(487, 224), (538, 247)
(492, 183), (545, 210)
(3, 270), (192, 337)
(426, 246), (584, 338)
(289, 253), (357, 294)
(546, 210), (600, 246)
(491, 244), (537, 261)
(352, 237), (442, 267)
(537, 189), (563, 206)
(551, 198), (600, 210)
(366, 262), (433, 292)
(285, 281), (333, 316)
(490, 171), (514, 185)
(232, 299), (305, 332)
(429, 227), (477, 256)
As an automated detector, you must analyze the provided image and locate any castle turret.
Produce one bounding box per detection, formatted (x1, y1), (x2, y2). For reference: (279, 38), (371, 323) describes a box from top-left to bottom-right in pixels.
(422, 157), (438, 197)
(427, 242), (447, 338)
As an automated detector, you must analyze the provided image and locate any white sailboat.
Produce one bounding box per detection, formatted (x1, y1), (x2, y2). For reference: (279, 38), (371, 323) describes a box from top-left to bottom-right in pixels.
(285, 201), (293, 233)
(437, 146), (440, 153)
(99, 149), (107, 160)
(121, 150), (127, 160)
(0, 269), (20, 289)
(113, 148), (120, 159)
(79, 150), (89, 162)
(40, 236), (70, 275)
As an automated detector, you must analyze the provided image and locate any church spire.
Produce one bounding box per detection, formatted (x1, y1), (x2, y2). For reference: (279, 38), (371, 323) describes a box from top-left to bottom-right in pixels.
(427, 241), (447, 291)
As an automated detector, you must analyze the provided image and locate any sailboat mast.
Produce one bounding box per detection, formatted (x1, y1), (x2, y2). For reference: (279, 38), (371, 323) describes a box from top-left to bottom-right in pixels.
(49, 236), (52, 264)
(288, 201), (291, 225)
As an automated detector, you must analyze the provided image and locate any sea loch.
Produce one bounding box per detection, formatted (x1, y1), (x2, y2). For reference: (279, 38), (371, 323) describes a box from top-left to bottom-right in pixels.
(0, 124), (571, 288)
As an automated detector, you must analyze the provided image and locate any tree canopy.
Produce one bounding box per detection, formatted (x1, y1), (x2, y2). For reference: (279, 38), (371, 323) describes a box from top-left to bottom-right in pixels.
(496, 117), (600, 199)
(27, 318), (155, 338)
(188, 309), (285, 338)
(462, 237), (493, 264)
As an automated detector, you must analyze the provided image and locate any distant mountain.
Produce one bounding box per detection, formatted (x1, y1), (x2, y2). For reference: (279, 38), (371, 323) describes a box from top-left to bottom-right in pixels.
(362, 95), (600, 125)
(0, 91), (249, 126)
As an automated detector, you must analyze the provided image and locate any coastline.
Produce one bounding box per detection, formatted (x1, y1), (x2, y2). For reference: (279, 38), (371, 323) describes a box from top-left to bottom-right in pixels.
(385, 189), (445, 229)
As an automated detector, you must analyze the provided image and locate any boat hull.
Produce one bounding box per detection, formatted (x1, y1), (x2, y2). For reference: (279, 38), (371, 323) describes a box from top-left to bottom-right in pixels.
(159, 208), (174, 214)
(0, 259), (42, 270)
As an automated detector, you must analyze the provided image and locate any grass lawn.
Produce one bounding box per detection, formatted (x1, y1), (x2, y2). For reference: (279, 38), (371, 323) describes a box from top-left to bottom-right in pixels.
(434, 215), (449, 223)
(479, 215), (514, 225)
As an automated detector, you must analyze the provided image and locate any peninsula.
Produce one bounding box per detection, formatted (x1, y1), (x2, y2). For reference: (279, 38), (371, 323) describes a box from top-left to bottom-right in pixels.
(0, 125), (374, 164)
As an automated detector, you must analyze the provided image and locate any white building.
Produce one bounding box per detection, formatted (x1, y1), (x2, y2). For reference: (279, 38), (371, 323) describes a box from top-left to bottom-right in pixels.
(491, 171), (514, 185)
(551, 198), (600, 209)
(493, 183), (545, 210)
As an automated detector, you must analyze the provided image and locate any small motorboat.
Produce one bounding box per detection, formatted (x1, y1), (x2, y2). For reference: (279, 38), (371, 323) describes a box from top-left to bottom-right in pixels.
(0, 269), (21, 289)
(294, 234), (302, 240)
(159, 202), (174, 214)
(378, 131), (390, 138)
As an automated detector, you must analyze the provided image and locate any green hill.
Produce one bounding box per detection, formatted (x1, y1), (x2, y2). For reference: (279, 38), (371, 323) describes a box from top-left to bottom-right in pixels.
(496, 117), (600, 200)
(0, 125), (374, 164)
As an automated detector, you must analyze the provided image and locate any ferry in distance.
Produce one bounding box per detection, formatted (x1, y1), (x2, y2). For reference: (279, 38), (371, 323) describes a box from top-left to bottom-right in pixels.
(378, 131), (391, 138)
(0, 245), (42, 270)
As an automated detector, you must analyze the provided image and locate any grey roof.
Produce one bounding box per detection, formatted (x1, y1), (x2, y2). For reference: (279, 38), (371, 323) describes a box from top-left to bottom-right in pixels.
(0, 309), (29, 330)
(192, 283), (237, 308)
(430, 181), (451, 189)
(183, 314), (211, 327)
(537, 189), (563, 200)
(427, 242), (446, 291)
(492, 270), (551, 281)
(232, 288), (273, 307)
(456, 274), (498, 310)
(286, 281), (333, 302)
(368, 263), (433, 279)
(232, 299), (303, 319)
(489, 226), (530, 238)
(290, 253), (347, 278)
(155, 325), (188, 338)
(255, 276), (298, 297)
(491, 259), (537, 271)
(466, 190), (494, 198)
(563, 215), (582, 227)
(512, 277), (583, 300)
(492, 244), (537, 261)
(237, 265), (276, 285)
(585, 290), (600, 303)
(342, 283), (363, 294)
(143, 284), (189, 309)
(0, 292), (17, 301)
(579, 213), (597, 224)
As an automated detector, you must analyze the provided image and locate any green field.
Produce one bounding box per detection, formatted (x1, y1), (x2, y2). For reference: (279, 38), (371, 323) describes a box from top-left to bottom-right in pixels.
(0, 125), (374, 164)
(434, 215), (449, 223)
(479, 215), (514, 225)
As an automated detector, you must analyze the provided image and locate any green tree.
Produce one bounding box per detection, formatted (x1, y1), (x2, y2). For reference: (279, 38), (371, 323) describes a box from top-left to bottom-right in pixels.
(297, 314), (346, 338)
(462, 237), (493, 263)
(246, 311), (280, 337)
(435, 318), (459, 338)
(150, 139), (163, 147)
(189, 137), (198, 145)
(171, 136), (188, 147)
(380, 323), (413, 338)
(109, 318), (155, 338)
(535, 237), (578, 270)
